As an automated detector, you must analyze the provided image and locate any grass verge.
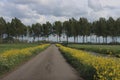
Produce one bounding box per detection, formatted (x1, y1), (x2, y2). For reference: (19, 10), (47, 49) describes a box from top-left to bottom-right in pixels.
(0, 44), (50, 76)
(57, 44), (120, 80)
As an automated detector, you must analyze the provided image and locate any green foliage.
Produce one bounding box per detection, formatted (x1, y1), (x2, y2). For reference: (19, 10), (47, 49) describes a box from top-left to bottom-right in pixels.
(2, 37), (14, 43)
(0, 44), (38, 54)
(10, 17), (26, 37)
(61, 51), (96, 80)
(53, 21), (62, 42)
(57, 44), (120, 80)
(0, 44), (49, 75)
(0, 16), (120, 44)
(68, 44), (120, 57)
(0, 17), (6, 41)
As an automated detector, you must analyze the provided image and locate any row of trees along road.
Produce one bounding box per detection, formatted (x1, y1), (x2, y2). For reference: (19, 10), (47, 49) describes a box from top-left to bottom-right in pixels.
(0, 17), (120, 43)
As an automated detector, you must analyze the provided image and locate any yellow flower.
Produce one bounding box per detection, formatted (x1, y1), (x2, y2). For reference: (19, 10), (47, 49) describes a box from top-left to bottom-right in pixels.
(57, 44), (120, 80)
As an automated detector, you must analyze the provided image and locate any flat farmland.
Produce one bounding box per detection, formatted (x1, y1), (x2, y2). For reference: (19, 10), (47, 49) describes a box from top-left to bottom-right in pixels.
(68, 44), (120, 57)
(0, 44), (38, 54)
(57, 44), (120, 80)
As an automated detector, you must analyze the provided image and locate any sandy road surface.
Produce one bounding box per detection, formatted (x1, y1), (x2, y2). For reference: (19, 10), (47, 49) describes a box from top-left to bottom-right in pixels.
(1, 45), (82, 80)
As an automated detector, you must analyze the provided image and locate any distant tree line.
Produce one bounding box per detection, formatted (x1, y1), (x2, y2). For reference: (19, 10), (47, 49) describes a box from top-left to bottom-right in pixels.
(0, 17), (120, 43)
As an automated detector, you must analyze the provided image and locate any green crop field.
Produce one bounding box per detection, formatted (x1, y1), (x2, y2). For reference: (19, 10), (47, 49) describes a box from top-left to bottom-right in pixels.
(68, 44), (120, 57)
(0, 44), (39, 54)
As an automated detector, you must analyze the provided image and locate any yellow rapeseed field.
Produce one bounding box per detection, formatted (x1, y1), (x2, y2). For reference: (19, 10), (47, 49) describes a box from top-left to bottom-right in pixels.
(57, 44), (120, 80)
(0, 44), (50, 74)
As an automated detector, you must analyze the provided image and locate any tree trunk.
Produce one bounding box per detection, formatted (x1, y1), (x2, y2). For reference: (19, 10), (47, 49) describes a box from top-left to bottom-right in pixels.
(42, 37), (44, 41)
(38, 36), (40, 41)
(66, 36), (68, 44)
(59, 36), (61, 42)
(22, 35), (24, 42)
(86, 36), (87, 43)
(0, 35), (2, 43)
(105, 36), (107, 44)
(103, 37), (104, 44)
(77, 36), (79, 43)
(74, 36), (75, 43)
(115, 37), (117, 43)
(83, 36), (85, 43)
(48, 36), (49, 42)
(96, 36), (97, 43)
(33, 36), (35, 42)
(112, 37), (114, 43)
(98, 37), (100, 44)
(57, 35), (58, 42)
(90, 35), (92, 43)
(38, 36), (39, 41)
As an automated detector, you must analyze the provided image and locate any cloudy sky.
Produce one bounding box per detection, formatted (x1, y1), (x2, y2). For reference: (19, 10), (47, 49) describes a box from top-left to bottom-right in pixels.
(0, 0), (120, 25)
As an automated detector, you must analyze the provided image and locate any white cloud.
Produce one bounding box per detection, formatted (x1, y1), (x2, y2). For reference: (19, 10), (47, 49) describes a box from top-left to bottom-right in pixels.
(0, 0), (120, 25)
(100, 0), (120, 8)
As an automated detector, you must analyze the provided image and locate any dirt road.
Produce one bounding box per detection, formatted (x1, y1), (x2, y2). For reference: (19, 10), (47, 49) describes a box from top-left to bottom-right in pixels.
(1, 45), (82, 80)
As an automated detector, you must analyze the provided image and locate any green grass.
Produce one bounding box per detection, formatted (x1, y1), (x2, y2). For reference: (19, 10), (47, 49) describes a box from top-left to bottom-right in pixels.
(0, 44), (39, 54)
(68, 44), (120, 57)
(0, 44), (49, 76)
(58, 44), (120, 80)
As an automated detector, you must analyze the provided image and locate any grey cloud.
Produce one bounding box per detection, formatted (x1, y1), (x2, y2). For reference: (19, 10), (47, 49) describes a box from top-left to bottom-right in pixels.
(88, 0), (103, 11)
(30, 0), (88, 17)
(0, 2), (39, 19)
(5, 0), (88, 17)
(104, 5), (120, 10)
(0, 0), (120, 25)
(6, 0), (38, 4)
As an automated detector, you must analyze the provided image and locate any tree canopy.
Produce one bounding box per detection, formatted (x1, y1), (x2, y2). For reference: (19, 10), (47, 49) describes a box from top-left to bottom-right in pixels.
(0, 17), (120, 43)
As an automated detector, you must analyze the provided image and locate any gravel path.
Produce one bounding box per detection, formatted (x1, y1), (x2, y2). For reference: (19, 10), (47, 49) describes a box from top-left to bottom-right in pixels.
(1, 45), (82, 80)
